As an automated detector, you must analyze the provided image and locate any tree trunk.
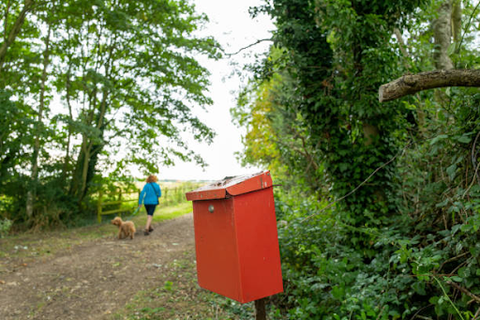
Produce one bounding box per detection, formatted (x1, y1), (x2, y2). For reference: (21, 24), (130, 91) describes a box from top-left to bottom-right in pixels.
(69, 143), (88, 200)
(379, 1), (467, 102)
(62, 64), (74, 185)
(393, 28), (426, 133)
(70, 65), (110, 202)
(451, 0), (462, 45)
(379, 69), (480, 102)
(363, 123), (379, 146)
(26, 22), (51, 218)
(432, 1), (453, 70)
(393, 28), (410, 69)
(79, 142), (92, 201)
(61, 19), (77, 186)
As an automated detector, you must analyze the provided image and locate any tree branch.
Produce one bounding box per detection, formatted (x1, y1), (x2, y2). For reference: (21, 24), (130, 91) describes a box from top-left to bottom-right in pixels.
(224, 38), (273, 56)
(394, 28), (409, 59)
(379, 69), (480, 102)
(446, 281), (480, 304)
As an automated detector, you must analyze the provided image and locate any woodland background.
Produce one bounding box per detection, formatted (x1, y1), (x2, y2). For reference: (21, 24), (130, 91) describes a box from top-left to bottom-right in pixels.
(233, 0), (480, 319)
(0, 0), (220, 229)
(1, 0), (480, 319)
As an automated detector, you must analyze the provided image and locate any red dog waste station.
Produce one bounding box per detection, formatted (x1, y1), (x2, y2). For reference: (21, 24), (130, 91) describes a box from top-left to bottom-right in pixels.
(185, 171), (283, 303)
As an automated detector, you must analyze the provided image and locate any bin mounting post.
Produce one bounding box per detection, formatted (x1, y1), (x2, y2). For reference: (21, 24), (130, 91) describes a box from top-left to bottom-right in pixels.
(255, 298), (266, 320)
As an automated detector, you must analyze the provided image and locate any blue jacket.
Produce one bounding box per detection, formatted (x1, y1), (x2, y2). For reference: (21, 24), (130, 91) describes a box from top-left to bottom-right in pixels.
(139, 182), (162, 205)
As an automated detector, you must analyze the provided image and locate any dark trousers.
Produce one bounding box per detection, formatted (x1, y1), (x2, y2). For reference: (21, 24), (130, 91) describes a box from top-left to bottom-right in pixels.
(145, 204), (156, 216)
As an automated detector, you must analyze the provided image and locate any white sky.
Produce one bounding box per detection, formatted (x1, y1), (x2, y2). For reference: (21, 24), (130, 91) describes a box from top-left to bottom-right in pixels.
(157, 0), (274, 181)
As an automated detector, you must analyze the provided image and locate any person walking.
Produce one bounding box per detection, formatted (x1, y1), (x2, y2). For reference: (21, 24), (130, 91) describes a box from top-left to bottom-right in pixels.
(138, 175), (162, 235)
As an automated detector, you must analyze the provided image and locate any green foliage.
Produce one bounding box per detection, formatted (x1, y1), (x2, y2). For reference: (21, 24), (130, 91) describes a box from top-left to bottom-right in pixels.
(161, 182), (201, 207)
(273, 176), (480, 319)
(239, 0), (425, 242)
(233, 69), (328, 193)
(0, 0), (221, 229)
(236, 0), (480, 319)
(0, 218), (12, 238)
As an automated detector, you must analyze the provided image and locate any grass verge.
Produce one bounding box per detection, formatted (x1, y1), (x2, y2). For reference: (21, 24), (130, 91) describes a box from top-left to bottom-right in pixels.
(131, 202), (192, 229)
(111, 251), (255, 320)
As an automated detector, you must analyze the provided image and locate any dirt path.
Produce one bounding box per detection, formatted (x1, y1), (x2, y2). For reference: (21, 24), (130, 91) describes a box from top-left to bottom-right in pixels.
(0, 213), (210, 320)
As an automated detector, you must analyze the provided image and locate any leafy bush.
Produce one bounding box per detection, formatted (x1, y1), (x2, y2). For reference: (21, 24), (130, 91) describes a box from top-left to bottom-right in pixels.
(0, 218), (12, 238)
(272, 186), (480, 319)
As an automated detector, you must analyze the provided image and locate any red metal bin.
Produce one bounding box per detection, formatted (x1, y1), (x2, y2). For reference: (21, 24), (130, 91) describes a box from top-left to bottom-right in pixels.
(185, 171), (283, 303)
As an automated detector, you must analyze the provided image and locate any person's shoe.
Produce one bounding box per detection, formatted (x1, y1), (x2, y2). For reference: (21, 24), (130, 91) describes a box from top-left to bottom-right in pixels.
(148, 227), (154, 232)
(144, 230), (150, 236)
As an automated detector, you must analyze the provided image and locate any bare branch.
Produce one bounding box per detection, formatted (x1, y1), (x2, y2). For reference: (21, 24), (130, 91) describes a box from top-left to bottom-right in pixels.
(379, 69), (480, 102)
(224, 38), (273, 56)
(446, 281), (480, 304)
(473, 307), (480, 320)
(394, 28), (409, 59)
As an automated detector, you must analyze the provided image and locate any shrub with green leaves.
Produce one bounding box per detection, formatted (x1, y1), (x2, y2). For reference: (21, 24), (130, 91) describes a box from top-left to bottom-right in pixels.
(0, 218), (12, 238)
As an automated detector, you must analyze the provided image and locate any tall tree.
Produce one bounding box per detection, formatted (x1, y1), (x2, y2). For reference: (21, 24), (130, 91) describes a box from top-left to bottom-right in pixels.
(55, 0), (220, 202)
(250, 0), (427, 241)
(26, 0), (59, 218)
(0, 0), (221, 226)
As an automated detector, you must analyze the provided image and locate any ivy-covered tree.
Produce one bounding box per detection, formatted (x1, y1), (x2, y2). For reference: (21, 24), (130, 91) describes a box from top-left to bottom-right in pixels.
(235, 0), (480, 318)
(247, 0), (426, 248)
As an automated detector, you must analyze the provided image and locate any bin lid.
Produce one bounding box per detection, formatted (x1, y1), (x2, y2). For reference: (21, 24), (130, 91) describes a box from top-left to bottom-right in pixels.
(185, 171), (273, 201)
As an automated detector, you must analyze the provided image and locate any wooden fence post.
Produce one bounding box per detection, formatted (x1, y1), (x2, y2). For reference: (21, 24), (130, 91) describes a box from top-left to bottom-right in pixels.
(117, 187), (122, 217)
(97, 188), (139, 223)
(97, 189), (103, 223)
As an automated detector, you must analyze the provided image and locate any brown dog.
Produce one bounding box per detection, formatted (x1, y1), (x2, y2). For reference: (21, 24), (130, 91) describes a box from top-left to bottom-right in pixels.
(111, 217), (136, 240)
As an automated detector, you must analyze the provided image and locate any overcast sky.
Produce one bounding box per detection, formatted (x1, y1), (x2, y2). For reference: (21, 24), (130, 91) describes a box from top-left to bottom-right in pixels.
(157, 0), (274, 181)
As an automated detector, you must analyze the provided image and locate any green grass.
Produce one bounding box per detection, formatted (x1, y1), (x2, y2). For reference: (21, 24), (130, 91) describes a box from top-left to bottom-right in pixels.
(129, 202), (192, 231)
(111, 252), (253, 320)
(153, 201), (192, 222)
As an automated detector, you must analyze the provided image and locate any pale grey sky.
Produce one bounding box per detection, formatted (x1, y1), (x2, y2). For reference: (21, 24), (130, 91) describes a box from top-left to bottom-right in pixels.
(157, 0), (274, 181)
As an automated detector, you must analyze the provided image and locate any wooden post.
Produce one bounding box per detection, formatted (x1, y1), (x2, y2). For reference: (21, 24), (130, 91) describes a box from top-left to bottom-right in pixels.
(97, 190), (103, 223)
(118, 187), (122, 218)
(255, 298), (267, 320)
